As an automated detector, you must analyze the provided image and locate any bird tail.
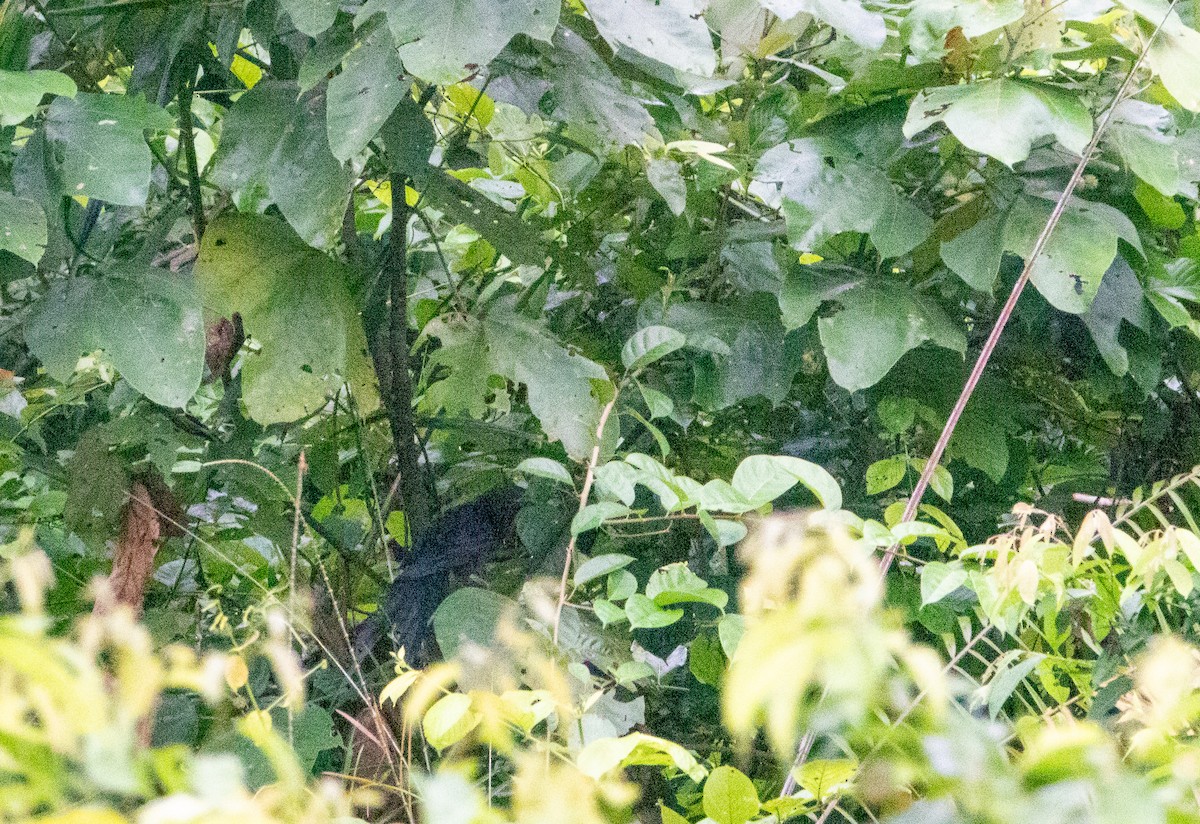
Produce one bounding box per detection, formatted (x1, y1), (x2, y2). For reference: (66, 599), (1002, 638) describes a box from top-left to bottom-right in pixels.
(351, 574), (451, 666)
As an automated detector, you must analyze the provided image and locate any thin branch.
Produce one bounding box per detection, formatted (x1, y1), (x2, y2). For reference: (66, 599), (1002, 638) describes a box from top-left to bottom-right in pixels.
(553, 394), (619, 645)
(177, 62), (206, 243)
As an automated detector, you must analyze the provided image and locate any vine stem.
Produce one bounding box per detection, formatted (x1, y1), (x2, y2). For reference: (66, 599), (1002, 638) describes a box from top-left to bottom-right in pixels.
(880, 1), (1179, 572)
(553, 393), (618, 645)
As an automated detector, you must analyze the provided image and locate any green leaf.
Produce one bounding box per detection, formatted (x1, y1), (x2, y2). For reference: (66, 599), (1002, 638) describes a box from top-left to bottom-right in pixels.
(593, 598), (628, 626)
(986, 652), (1045, 719)
(941, 211), (1006, 292)
(1005, 197), (1136, 314)
(0, 191), (47, 264)
(209, 82), (355, 248)
(718, 614), (746, 658)
(750, 139), (932, 257)
(26, 266), (204, 408)
(574, 553), (636, 586)
(608, 569), (637, 601)
(904, 79), (1092, 167)
(423, 693), (481, 751)
(193, 214), (378, 424)
(515, 457), (575, 487)
(421, 169), (547, 266)
(778, 270), (861, 331)
(689, 633), (726, 687)
(817, 286), (966, 392)
(647, 563), (728, 610)
(625, 593), (684, 629)
(731, 454), (843, 510)
(0, 69), (76, 127)
(588, 0), (716, 76)
(647, 158), (687, 216)
(359, 0), (559, 85)
(1134, 4), (1200, 112)
(866, 457), (907, 495)
(703, 765), (761, 824)
(423, 299), (612, 458)
(762, 0), (885, 48)
(622, 325), (687, 372)
(576, 732), (706, 782)
(911, 459), (954, 502)
(637, 383), (674, 420)
(1133, 179), (1185, 228)
(1080, 258), (1153, 378)
(795, 758), (857, 800)
(432, 587), (516, 659)
(572, 502), (632, 535)
(1106, 101), (1186, 196)
(920, 561), (969, 605)
(548, 29), (655, 149)
(901, 0), (1024, 60)
(281, 0), (339, 35)
(46, 93), (172, 206)
(326, 24), (410, 162)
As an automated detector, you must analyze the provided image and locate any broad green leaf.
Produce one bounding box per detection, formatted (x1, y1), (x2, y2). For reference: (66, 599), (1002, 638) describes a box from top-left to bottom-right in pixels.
(731, 454), (843, 510)
(46, 93), (172, 206)
(817, 286), (966, 392)
(795, 758), (857, 800)
(1005, 197), (1137, 314)
(642, 296), (803, 411)
(638, 384), (674, 420)
(647, 158), (687, 216)
(1134, 180), (1186, 228)
(622, 325), (687, 371)
(1080, 258), (1153, 378)
(548, 28), (655, 149)
(761, 0), (885, 48)
(750, 139), (932, 257)
(432, 587), (516, 659)
(986, 652), (1045, 719)
(625, 593), (684, 629)
(0, 191), (47, 264)
(1105, 101), (1186, 196)
(911, 459), (954, 502)
(588, 0), (716, 75)
(572, 502), (632, 535)
(576, 732), (707, 782)
(26, 266), (204, 408)
(608, 569), (637, 600)
(326, 24), (410, 161)
(647, 563), (728, 610)
(515, 457), (574, 487)
(359, 0), (559, 84)
(595, 460), (639, 505)
(778, 270), (861, 330)
(703, 765), (760, 824)
(0, 69), (76, 126)
(901, 0), (1025, 60)
(423, 298), (613, 458)
(866, 457), (906, 495)
(423, 693), (481, 751)
(281, 0), (339, 35)
(193, 214), (378, 424)
(718, 614), (746, 658)
(941, 211), (1006, 292)
(421, 170), (547, 266)
(904, 79), (1092, 167)
(697, 479), (754, 514)
(1123, 0), (1200, 112)
(920, 561), (969, 605)
(594, 598), (628, 625)
(209, 82), (355, 248)
(574, 553), (636, 586)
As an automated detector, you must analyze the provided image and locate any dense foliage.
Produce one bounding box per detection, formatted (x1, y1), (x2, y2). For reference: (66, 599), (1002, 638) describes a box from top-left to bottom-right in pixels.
(5, 0), (1200, 821)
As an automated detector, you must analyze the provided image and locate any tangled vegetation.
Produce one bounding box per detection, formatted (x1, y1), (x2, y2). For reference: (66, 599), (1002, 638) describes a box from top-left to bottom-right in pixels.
(4, 0), (1200, 821)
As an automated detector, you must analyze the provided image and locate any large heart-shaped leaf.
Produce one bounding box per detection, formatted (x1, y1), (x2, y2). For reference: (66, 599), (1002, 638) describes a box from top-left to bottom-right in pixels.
(209, 82), (355, 248)
(817, 286), (966, 392)
(46, 93), (172, 206)
(904, 79), (1092, 167)
(194, 214), (379, 424)
(358, 0), (559, 85)
(26, 266), (204, 407)
(587, 0), (717, 76)
(0, 69), (76, 126)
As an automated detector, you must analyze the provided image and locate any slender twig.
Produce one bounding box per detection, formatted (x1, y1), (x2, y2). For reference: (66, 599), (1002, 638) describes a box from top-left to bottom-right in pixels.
(553, 394), (618, 645)
(177, 62), (206, 243)
(880, 2), (1180, 572)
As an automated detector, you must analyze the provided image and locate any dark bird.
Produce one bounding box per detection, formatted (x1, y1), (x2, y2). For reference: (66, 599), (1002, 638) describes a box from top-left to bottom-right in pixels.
(351, 485), (523, 666)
